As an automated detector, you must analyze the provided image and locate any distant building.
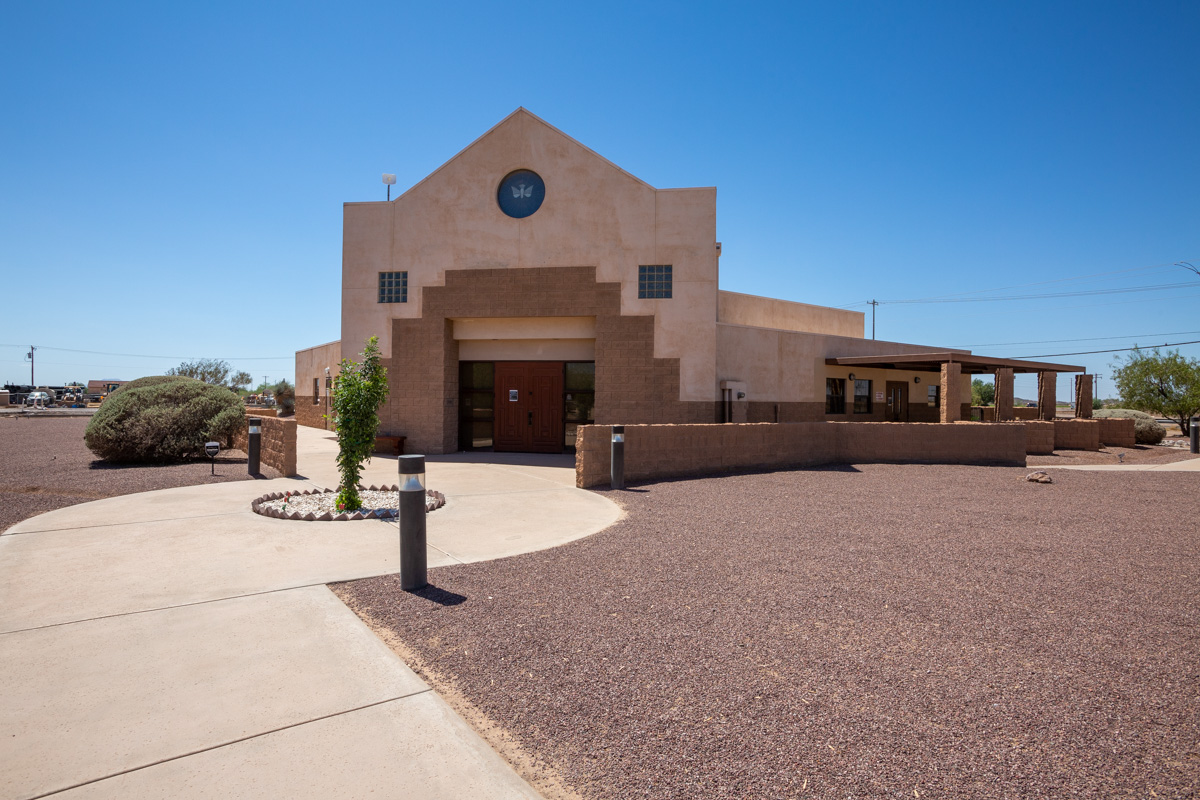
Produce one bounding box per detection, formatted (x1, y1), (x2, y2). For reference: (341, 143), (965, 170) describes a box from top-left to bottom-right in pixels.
(87, 380), (127, 396)
(296, 109), (1082, 454)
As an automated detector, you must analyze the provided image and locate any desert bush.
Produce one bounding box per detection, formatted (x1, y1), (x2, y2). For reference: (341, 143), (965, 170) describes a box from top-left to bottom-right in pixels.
(85, 376), (246, 462)
(273, 379), (296, 416)
(1094, 408), (1166, 445)
(108, 375), (193, 396)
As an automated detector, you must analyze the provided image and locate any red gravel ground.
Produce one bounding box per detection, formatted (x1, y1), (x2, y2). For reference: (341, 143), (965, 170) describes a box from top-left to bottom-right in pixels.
(337, 464), (1200, 800)
(1, 416), (279, 533)
(1028, 443), (1197, 467)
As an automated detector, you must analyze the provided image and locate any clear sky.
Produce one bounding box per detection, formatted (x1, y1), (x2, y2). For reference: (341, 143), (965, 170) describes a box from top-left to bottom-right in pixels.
(3, 1), (1197, 402)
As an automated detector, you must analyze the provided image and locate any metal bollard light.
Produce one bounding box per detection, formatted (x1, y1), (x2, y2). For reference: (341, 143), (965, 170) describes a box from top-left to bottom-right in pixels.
(398, 455), (428, 591)
(611, 425), (625, 490)
(1191, 416), (1198, 455)
(247, 417), (262, 475)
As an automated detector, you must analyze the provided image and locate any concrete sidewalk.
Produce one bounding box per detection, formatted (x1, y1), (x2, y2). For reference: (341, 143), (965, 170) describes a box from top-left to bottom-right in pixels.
(0, 426), (620, 799)
(1040, 455), (1200, 471)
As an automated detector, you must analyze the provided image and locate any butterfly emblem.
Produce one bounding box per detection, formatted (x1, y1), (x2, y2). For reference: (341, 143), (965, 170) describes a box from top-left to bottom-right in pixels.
(512, 183), (533, 198)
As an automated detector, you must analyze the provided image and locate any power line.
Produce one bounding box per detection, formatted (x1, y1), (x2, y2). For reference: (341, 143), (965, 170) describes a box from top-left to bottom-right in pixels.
(952, 330), (1200, 348)
(879, 259), (1189, 303)
(1055, 290), (1200, 312)
(835, 257), (1197, 308)
(884, 281), (1197, 305)
(0, 344), (293, 361)
(1015, 339), (1200, 359)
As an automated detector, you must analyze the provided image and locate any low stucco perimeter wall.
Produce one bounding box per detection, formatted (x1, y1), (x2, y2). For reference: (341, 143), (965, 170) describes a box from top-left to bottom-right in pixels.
(1023, 421), (1056, 455)
(1053, 419), (1100, 451)
(232, 414), (298, 477)
(575, 422), (1026, 488)
(1097, 418), (1136, 448)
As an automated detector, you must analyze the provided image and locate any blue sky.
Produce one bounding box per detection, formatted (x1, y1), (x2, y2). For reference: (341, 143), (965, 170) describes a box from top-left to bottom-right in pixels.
(2, 1), (1197, 402)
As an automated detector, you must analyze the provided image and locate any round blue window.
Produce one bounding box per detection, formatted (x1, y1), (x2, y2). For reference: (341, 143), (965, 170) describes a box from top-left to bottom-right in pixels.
(497, 169), (545, 218)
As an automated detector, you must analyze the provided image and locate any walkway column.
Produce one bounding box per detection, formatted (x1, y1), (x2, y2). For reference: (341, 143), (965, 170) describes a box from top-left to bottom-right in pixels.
(1074, 374), (1093, 419)
(1037, 371), (1057, 421)
(940, 361), (961, 423)
(994, 368), (1015, 421)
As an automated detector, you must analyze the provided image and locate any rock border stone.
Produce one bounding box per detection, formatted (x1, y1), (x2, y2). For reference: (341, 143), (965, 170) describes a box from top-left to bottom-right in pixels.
(250, 485), (446, 521)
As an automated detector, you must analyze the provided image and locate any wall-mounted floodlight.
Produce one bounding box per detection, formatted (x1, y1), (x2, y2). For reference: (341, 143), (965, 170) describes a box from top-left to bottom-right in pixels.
(382, 173), (397, 201)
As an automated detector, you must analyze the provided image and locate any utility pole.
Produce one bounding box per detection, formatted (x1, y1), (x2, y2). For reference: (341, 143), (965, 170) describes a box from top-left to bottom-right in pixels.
(26, 345), (35, 387)
(868, 300), (878, 340)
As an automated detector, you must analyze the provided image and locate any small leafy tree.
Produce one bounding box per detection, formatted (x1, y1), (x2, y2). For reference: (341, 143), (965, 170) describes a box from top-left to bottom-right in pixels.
(329, 336), (390, 510)
(230, 370), (253, 391)
(168, 358), (232, 386)
(971, 378), (995, 406)
(1111, 347), (1200, 437)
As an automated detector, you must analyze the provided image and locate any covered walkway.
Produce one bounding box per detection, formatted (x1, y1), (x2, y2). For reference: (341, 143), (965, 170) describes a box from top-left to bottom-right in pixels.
(826, 352), (1087, 423)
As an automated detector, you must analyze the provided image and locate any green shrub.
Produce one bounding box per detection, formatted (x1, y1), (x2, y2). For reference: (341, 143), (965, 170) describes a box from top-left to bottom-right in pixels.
(85, 376), (246, 462)
(1094, 408), (1166, 445)
(331, 337), (389, 511)
(109, 375), (195, 396)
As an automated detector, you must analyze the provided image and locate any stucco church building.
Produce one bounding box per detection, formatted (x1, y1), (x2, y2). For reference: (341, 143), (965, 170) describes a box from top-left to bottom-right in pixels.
(296, 109), (1081, 454)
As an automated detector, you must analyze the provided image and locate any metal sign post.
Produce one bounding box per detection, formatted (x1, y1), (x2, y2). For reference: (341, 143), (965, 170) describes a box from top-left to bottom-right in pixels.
(204, 442), (220, 475)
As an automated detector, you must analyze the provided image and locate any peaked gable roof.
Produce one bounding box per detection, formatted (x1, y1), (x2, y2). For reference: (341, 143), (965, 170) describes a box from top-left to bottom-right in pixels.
(392, 107), (658, 204)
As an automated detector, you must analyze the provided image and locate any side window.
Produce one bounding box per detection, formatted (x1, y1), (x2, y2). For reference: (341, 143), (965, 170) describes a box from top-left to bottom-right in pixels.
(312, 378), (319, 405)
(927, 385), (940, 407)
(853, 379), (872, 414)
(825, 378), (845, 414)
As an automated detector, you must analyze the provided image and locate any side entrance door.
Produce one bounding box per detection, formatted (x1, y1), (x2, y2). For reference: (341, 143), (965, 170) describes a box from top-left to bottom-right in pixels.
(494, 362), (564, 453)
(885, 381), (909, 422)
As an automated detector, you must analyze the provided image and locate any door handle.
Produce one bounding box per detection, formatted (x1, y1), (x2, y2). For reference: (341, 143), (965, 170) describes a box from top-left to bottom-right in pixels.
(527, 411), (533, 426)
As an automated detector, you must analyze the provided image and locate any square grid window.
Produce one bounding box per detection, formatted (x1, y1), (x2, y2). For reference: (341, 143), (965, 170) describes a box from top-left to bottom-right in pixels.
(638, 264), (672, 299)
(378, 271), (408, 303)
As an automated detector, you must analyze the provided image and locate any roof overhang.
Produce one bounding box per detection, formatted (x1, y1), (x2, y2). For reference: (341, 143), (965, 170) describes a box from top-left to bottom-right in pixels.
(824, 352), (1085, 375)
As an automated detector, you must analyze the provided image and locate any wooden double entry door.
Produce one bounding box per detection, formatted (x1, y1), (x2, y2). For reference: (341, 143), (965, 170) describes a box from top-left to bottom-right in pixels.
(494, 362), (564, 453)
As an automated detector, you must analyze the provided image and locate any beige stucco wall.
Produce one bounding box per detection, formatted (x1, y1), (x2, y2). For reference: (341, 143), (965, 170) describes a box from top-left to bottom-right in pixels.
(718, 291), (864, 338)
(453, 315), (596, 361)
(340, 109), (718, 401)
(715, 324), (972, 405)
(295, 340), (342, 396)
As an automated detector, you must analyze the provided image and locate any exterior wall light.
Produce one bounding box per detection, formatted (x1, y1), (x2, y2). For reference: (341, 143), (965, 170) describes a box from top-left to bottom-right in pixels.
(914, 376), (921, 384)
(848, 373), (856, 381)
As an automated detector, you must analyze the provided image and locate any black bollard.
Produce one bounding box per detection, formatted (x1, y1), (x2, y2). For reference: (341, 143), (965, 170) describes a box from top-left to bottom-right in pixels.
(611, 425), (625, 490)
(1191, 416), (1198, 455)
(398, 455), (428, 591)
(247, 417), (262, 475)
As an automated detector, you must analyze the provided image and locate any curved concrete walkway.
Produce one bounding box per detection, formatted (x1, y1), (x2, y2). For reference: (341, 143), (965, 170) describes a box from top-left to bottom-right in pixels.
(0, 426), (620, 800)
(1039, 455), (1200, 471)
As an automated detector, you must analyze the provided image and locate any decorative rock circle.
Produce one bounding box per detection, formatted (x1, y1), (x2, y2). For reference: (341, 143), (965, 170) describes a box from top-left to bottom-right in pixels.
(251, 485), (446, 521)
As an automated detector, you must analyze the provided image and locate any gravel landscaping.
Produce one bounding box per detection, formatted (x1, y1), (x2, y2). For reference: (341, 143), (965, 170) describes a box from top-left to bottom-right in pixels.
(336, 464), (1200, 799)
(1027, 442), (1197, 467)
(1, 416), (279, 533)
